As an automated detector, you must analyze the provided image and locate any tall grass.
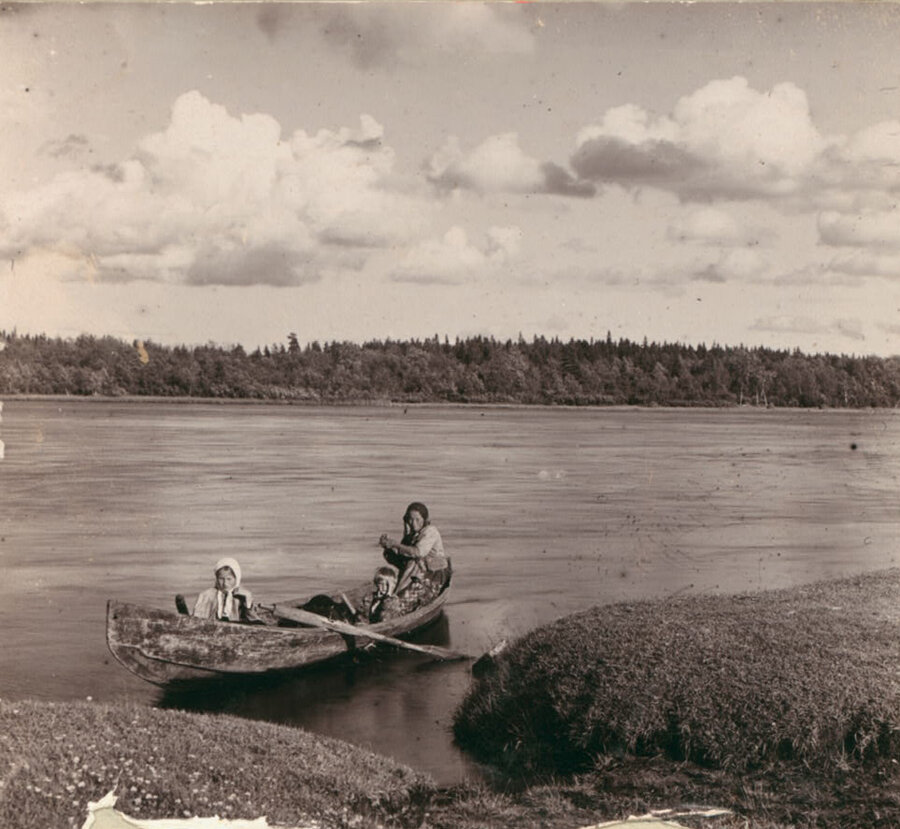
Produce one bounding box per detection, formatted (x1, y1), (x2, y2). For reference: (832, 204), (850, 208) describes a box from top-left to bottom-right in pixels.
(454, 569), (900, 777)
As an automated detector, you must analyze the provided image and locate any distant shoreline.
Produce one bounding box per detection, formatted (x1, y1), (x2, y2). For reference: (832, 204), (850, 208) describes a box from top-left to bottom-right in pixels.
(0, 393), (895, 413)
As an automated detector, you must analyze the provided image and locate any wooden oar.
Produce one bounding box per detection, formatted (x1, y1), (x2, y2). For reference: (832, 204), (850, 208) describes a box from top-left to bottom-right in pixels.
(266, 603), (469, 662)
(340, 593), (357, 617)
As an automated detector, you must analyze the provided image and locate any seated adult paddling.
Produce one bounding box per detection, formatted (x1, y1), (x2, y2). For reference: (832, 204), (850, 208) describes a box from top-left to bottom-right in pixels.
(379, 501), (450, 608)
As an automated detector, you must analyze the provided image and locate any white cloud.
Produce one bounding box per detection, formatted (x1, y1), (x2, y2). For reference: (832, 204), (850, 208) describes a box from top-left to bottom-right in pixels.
(427, 134), (593, 198)
(0, 92), (431, 286)
(576, 102), (679, 147)
(428, 134), (544, 194)
(841, 120), (900, 165)
(572, 77), (828, 201)
(674, 77), (824, 178)
(391, 225), (522, 285)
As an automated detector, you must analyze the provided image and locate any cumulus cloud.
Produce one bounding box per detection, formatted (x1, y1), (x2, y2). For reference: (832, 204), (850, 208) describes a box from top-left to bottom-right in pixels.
(427, 134), (593, 197)
(321, 4), (534, 69)
(843, 120), (900, 163)
(391, 225), (522, 285)
(0, 92), (430, 286)
(571, 77), (828, 201)
(567, 75), (900, 277)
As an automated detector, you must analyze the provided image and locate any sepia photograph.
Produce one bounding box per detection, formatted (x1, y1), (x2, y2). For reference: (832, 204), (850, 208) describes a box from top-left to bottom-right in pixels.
(1, 2), (900, 827)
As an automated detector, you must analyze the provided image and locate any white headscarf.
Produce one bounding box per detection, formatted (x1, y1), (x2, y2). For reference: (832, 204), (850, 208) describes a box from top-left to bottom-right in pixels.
(214, 557), (242, 620)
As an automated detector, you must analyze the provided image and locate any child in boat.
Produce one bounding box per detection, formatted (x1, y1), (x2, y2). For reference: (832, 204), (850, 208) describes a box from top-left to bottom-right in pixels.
(354, 564), (404, 624)
(192, 557), (255, 622)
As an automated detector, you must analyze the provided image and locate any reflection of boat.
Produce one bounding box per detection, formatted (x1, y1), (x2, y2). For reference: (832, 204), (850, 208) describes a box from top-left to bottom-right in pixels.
(106, 575), (451, 685)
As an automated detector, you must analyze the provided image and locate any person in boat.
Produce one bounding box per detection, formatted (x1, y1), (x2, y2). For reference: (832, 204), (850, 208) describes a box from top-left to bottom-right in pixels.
(353, 564), (404, 624)
(379, 502), (450, 608)
(287, 565), (404, 627)
(192, 557), (255, 622)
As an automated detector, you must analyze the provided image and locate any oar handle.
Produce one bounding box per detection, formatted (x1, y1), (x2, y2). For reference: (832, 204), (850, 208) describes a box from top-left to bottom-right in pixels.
(266, 603), (469, 661)
(340, 593), (357, 617)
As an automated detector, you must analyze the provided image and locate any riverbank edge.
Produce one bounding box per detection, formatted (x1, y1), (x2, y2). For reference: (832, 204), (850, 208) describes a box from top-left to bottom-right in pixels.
(6, 571), (900, 829)
(452, 567), (900, 829)
(0, 695), (758, 829)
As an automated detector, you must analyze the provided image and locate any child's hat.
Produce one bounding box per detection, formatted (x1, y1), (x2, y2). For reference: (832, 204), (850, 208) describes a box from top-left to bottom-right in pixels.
(215, 557), (242, 586)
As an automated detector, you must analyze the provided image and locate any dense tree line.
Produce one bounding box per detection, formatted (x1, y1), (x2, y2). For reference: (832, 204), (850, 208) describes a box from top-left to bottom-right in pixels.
(0, 330), (899, 407)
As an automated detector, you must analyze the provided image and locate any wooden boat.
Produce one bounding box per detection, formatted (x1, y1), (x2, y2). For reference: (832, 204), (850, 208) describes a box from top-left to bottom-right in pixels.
(106, 575), (451, 685)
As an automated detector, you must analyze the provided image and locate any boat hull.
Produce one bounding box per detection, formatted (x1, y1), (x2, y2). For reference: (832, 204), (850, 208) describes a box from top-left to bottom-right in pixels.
(107, 580), (450, 685)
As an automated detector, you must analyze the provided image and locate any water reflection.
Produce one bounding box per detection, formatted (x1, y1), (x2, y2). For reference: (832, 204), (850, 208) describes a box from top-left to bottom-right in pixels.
(156, 615), (487, 783)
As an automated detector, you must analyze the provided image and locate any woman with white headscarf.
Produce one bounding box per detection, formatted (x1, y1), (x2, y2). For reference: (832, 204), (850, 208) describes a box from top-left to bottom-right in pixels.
(192, 557), (254, 622)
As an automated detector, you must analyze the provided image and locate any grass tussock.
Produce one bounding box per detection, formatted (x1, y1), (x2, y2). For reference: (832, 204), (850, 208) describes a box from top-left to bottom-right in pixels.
(0, 699), (433, 829)
(454, 569), (900, 778)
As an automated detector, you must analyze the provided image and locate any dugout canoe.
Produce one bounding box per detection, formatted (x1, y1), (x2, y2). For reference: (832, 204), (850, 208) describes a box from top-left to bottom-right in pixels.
(106, 576), (451, 685)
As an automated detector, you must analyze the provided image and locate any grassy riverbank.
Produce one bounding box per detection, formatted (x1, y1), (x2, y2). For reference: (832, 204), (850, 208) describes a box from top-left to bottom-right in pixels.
(0, 698), (753, 829)
(454, 568), (900, 827)
(4, 571), (900, 828)
(0, 699), (438, 829)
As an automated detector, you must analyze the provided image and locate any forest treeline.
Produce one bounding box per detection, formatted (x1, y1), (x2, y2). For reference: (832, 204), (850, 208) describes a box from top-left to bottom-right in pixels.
(1, 330), (899, 408)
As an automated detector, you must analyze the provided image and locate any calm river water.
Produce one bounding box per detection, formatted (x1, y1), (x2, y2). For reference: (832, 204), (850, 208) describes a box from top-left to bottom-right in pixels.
(1, 400), (898, 784)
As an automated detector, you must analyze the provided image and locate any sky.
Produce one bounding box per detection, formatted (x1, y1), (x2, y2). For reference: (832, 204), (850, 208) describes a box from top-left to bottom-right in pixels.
(1, 1), (900, 356)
